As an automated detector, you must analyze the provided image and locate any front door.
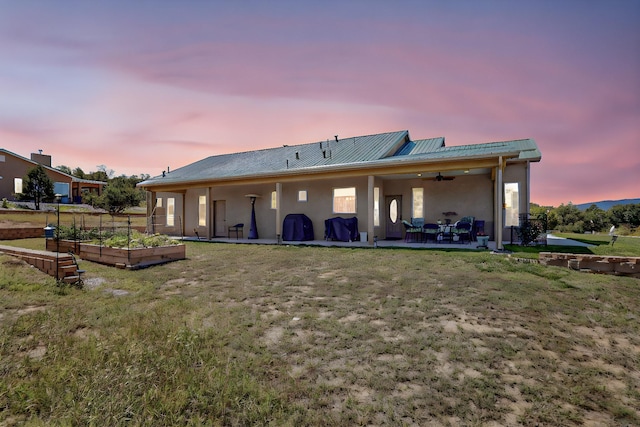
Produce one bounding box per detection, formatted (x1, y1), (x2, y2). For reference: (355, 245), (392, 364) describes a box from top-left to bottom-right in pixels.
(214, 200), (226, 237)
(385, 195), (402, 239)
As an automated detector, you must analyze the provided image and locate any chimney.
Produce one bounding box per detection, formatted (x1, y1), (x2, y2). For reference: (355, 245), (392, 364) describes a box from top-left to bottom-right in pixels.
(31, 152), (52, 167)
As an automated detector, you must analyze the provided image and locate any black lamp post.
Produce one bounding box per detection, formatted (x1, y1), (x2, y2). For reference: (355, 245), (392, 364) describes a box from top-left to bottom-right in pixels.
(245, 194), (260, 239)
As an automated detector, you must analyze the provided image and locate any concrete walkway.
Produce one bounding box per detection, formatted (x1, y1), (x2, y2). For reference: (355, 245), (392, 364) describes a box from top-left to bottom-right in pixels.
(545, 233), (594, 247)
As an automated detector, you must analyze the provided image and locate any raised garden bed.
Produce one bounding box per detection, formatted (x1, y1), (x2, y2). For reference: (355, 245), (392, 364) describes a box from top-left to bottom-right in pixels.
(539, 252), (640, 278)
(46, 238), (185, 270)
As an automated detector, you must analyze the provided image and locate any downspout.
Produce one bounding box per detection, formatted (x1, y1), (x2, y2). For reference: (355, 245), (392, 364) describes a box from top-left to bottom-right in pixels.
(496, 156), (504, 250)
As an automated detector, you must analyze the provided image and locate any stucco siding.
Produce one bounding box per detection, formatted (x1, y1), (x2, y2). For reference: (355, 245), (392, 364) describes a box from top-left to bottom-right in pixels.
(152, 191), (184, 235)
(0, 152), (73, 202)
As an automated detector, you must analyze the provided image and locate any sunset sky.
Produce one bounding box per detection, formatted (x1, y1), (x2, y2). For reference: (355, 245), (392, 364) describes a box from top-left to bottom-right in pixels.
(1, 0), (638, 207)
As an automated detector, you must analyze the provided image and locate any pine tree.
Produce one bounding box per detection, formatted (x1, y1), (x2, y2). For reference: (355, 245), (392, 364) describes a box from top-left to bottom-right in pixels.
(23, 165), (55, 210)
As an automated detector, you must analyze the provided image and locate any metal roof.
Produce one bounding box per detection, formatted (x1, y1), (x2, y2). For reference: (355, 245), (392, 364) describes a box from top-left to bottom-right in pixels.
(392, 137), (445, 156)
(139, 131), (540, 187)
(408, 139), (541, 161)
(142, 131), (409, 185)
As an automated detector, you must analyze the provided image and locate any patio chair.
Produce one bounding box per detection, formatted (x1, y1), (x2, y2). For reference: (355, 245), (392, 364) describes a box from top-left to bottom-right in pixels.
(228, 223), (244, 239)
(402, 220), (422, 243)
(452, 221), (472, 244)
(411, 217), (424, 228)
(459, 216), (475, 239)
(67, 251), (85, 288)
(422, 223), (440, 243)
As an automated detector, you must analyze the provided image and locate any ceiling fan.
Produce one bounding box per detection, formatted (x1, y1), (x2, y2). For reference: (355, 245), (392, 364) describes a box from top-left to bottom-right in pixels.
(433, 172), (455, 181)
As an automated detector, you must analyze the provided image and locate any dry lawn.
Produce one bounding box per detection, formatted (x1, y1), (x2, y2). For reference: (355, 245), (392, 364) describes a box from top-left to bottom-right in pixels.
(1, 240), (639, 426)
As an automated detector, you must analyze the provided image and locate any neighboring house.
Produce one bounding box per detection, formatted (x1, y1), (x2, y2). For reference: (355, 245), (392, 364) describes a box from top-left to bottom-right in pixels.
(137, 130), (541, 248)
(0, 149), (105, 205)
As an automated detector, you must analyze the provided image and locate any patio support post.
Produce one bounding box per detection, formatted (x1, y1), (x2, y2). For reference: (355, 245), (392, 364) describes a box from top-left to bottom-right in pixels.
(496, 156), (504, 250)
(367, 175), (374, 245)
(525, 160), (531, 217)
(275, 183), (282, 242)
(148, 191), (156, 234)
(181, 193), (186, 237)
(207, 187), (213, 239)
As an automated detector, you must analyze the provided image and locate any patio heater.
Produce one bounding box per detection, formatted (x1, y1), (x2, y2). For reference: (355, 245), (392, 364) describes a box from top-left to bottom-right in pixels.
(245, 194), (260, 239)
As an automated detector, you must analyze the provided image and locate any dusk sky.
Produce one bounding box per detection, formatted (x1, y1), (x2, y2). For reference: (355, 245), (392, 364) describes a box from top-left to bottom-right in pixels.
(1, 0), (638, 207)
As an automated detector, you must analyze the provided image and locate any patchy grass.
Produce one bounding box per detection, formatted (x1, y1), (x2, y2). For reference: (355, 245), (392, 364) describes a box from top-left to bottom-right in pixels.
(506, 232), (640, 259)
(1, 240), (639, 425)
(0, 211), (146, 229)
(556, 232), (640, 257)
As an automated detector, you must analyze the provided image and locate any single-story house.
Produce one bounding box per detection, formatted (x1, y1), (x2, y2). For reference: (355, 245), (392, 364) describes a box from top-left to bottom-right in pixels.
(0, 149), (105, 204)
(137, 130), (541, 249)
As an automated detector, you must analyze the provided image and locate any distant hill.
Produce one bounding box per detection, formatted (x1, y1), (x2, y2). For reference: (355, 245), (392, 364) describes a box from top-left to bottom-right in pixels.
(575, 198), (640, 211)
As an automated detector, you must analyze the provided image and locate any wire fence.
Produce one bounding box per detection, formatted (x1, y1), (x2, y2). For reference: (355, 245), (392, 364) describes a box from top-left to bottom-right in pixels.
(52, 214), (149, 251)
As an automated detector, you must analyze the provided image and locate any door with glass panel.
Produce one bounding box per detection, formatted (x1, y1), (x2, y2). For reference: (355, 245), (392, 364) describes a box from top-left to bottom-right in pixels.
(385, 195), (402, 239)
(214, 200), (226, 237)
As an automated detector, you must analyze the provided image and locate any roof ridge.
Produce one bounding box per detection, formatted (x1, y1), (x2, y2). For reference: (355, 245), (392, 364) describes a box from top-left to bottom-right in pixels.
(199, 130), (409, 159)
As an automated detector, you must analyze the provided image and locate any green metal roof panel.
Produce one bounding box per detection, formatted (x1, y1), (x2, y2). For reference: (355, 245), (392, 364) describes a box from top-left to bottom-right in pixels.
(143, 131), (409, 185)
(392, 137), (445, 156)
(409, 137), (446, 154)
(404, 139), (541, 161)
(139, 133), (540, 187)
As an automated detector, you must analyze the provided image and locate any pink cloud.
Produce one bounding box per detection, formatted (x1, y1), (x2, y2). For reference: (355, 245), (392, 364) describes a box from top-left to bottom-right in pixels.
(0, 1), (638, 207)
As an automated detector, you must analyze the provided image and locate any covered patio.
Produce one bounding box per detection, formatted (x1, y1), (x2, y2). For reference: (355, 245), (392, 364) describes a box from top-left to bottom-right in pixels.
(139, 130), (541, 252)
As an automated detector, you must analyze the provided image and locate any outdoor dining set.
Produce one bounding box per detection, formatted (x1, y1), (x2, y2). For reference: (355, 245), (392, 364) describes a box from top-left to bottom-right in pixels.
(402, 216), (484, 244)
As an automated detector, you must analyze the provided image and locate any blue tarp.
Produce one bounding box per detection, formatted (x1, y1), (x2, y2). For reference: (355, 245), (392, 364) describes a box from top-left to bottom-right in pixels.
(282, 214), (314, 241)
(324, 217), (359, 242)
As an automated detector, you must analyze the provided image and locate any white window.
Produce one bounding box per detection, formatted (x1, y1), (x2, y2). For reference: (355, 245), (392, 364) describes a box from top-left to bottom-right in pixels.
(54, 182), (69, 198)
(156, 197), (162, 208)
(333, 187), (356, 214)
(504, 183), (519, 227)
(198, 195), (206, 226)
(412, 188), (424, 219)
(167, 197), (175, 226)
(271, 191), (277, 209)
(374, 187), (380, 227)
(298, 190), (307, 202)
(14, 178), (22, 194)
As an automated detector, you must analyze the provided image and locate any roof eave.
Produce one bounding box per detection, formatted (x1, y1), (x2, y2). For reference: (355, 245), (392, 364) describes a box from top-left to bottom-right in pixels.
(138, 149), (534, 190)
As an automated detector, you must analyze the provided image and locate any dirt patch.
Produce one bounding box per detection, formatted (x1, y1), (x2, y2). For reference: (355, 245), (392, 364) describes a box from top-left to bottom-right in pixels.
(17, 305), (47, 315)
(2, 258), (27, 266)
(27, 345), (47, 360)
(73, 327), (99, 340)
(83, 277), (106, 289)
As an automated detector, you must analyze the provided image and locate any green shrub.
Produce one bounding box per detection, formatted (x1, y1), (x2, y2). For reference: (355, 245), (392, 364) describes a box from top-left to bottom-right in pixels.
(55, 225), (102, 241)
(100, 230), (178, 248)
(54, 226), (178, 249)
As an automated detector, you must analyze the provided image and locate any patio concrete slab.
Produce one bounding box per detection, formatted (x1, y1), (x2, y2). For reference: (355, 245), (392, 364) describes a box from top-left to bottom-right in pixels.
(181, 236), (496, 250)
(545, 234), (594, 247)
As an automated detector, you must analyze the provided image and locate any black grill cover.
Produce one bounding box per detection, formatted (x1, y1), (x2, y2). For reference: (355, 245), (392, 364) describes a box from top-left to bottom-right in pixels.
(324, 217), (359, 242)
(282, 214), (314, 241)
